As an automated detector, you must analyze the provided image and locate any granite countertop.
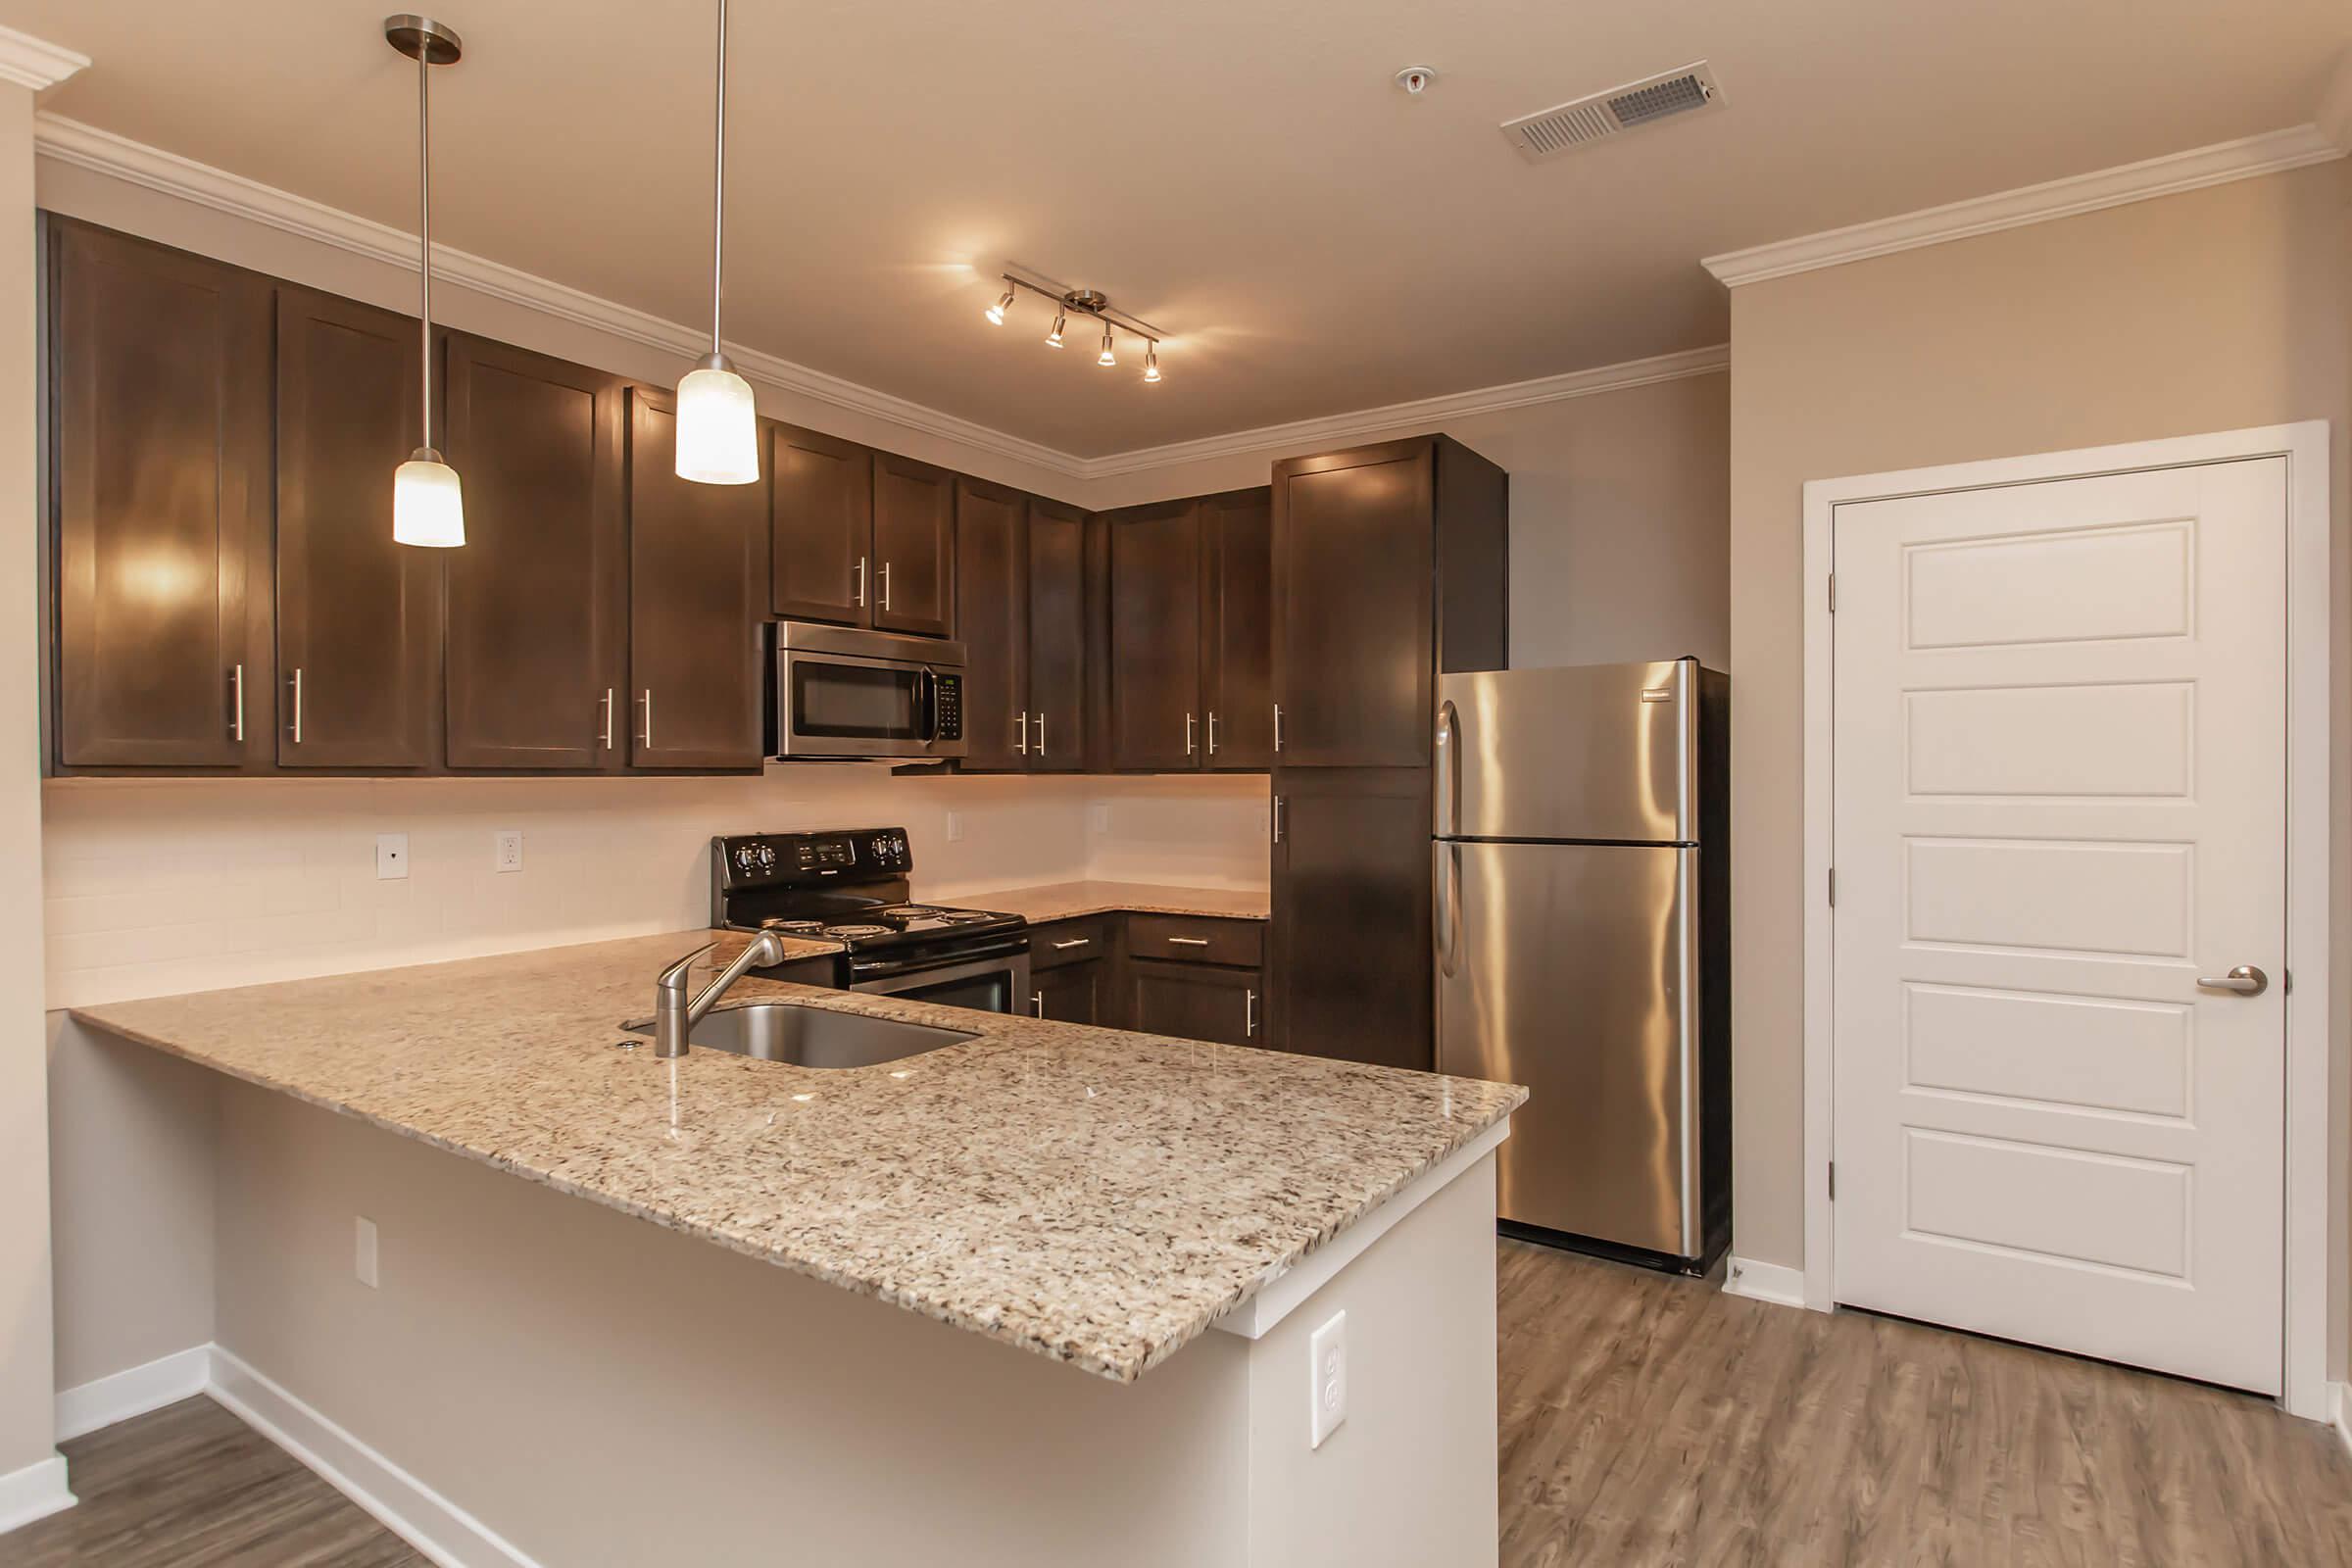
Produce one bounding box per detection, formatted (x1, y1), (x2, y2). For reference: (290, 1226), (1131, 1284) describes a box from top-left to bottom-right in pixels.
(949, 880), (1272, 922)
(72, 931), (1520, 1384)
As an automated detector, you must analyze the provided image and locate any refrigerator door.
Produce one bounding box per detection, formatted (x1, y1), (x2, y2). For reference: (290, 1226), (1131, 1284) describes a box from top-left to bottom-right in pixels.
(1435, 661), (1698, 844)
(1435, 838), (1700, 1255)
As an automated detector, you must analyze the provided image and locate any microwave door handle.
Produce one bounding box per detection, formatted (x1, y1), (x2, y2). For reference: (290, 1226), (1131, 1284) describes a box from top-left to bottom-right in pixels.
(917, 665), (941, 745)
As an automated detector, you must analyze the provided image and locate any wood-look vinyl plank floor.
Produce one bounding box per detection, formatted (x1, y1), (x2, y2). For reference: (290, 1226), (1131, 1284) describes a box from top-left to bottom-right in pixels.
(10, 1242), (2350, 1566)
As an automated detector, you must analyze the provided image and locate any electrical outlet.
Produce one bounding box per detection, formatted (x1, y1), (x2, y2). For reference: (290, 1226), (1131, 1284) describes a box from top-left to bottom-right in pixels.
(1090, 803), (1111, 836)
(375, 833), (409, 880)
(355, 1216), (379, 1289)
(494, 829), (523, 873)
(1308, 1310), (1348, 1448)
(944, 810), (964, 843)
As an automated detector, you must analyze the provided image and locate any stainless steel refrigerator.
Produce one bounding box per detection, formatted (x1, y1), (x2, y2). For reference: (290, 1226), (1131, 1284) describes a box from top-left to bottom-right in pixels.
(1434, 658), (1730, 1274)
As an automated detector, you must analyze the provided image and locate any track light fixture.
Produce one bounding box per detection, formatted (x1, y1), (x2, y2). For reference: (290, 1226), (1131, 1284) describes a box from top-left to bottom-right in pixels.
(987, 273), (1164, 385)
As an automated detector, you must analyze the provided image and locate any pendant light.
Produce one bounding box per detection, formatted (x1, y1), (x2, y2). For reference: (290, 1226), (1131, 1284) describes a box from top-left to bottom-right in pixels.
(674, 0), (760, 484)
(385, 15), (466, 547)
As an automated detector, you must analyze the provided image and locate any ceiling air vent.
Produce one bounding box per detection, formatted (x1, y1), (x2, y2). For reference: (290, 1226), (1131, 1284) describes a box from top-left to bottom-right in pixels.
(1501, 62), (1724, 161)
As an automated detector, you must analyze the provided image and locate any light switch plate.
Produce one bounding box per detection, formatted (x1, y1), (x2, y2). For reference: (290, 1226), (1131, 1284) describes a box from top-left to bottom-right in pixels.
(355, 1216), (379, 1289)
(494, 829), (523, 873)
(375, 833), (409, 880)
(1309, 1309), (1348, 1448)
(944, 810), (964, 843)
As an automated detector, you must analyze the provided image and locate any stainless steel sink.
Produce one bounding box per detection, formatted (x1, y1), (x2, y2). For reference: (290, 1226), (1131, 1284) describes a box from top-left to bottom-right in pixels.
(621, 1002), (974, 1067)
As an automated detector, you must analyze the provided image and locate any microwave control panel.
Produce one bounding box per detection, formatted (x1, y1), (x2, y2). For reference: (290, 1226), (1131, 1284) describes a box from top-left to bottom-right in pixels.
(934, 675), (962, 741)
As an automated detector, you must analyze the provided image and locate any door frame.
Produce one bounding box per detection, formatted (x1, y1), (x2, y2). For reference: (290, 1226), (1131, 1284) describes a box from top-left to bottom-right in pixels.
(1799, 421), (2332, 1419)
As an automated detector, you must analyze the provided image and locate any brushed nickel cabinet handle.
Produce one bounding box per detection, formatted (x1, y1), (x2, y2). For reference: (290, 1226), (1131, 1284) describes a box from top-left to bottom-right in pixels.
(1273, 703), (1284, 753)
(1035, 712), (1046, 759)
(1016, 711), (1028, 756)
(601, 688), (615, 751)
(855, 556), (868, 609)
(1166, 936), (1210, 948)
(1273, 795), (1285, 844)
(287, 667), (304, 744)
(1246, 989), (1258, 1037)
(879, 561), (893, 612)
(1031, 991), (1045, 1018)
(1185, 712), (1196, 756)
(1050, 937), (1092, 951)
(638, 689), (654, 749)
(1207, 710), (1219, 756)
(230, 663), (245, 742)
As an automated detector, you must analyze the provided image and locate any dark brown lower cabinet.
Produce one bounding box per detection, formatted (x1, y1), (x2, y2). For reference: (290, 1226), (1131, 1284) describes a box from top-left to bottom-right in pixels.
(1033, 961), (1103, 1026)
(1128, 960), (1261, 1048)
(273, 286), (440, 769)
(442, 335), (626, 769)
(625, 388), (767, 770)
(1269, 767), (1432, 1070)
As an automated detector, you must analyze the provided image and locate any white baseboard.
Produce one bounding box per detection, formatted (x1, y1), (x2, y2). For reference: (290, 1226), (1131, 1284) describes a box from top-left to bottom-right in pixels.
(1723, 1256), (1809, 1309)
(209, 1346), (542, 1568)
(0, 1452), (75, 1536)
(56, 1345), (215, 1442)
(2330, 1382), (2352, 1456)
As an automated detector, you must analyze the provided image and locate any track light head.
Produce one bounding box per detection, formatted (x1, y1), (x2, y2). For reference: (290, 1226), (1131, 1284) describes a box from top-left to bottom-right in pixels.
(1097, 324), (1117, 367)
(1143, 343), (1161, 383)
(985, 287), (1013, 326)
(1046, 311), (1066, 347)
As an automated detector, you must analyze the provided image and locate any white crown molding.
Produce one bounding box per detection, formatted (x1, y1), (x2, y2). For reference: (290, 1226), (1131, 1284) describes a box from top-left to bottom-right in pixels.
(1702, 123), (2346, 288)
(33, 109), (1727, 484)
(2319, 52), (2352, 154)
(0, 24), (88, 91)
(1083, 343), (1730, 478)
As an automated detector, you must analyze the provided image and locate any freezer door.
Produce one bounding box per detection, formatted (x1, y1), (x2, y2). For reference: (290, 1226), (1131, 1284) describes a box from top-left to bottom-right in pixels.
(1435, 661), (1697, 843)
(1435, 839), (1700, 1254)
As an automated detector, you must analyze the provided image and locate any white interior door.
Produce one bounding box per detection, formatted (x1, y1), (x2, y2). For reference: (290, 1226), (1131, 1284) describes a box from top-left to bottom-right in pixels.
(1831, 458), (2286, 1394)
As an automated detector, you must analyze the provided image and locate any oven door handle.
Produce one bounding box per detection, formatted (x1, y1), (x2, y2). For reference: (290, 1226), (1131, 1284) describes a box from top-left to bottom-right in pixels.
(845, 935), (1030, 981)
(847, 947), (1032, 997)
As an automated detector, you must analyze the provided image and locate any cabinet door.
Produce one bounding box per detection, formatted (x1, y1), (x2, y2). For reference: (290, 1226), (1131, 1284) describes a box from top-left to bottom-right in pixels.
(1203, 487), (1272, 770)
(1106, 498), (1203, 770)
(1271, 440), (1434, 768)
(626, 388), (766, 769)
(871, 455), (956, 637)
(50, 220), (271, 769)
(954, 477), (1027, 770)
(1033, 961), (1102, 1026)
(274, 287), (440, 769)
(1128, 961), (1260, 1047)
(1026, 499), (1088, 773)
(770, 422), (873, 624)
(443, 335), (625, 769)
(1269, 768), (1432, 1070)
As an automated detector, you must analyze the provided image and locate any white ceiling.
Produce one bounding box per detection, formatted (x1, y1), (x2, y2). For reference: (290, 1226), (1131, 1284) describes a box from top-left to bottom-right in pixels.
(12, 1), (2350, 457)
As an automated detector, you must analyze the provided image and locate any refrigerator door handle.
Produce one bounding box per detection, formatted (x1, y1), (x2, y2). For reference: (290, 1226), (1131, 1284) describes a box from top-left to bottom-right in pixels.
(1437, 841), (1463, 979)
(1435, 699), (1461, 837)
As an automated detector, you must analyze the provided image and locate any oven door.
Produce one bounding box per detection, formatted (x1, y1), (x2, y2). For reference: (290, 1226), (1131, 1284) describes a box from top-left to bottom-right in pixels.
(772, 624), (968, 760)
(848, 950), (1030, 1015)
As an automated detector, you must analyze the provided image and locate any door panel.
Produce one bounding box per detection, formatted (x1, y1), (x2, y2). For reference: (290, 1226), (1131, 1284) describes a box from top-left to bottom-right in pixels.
(1033, 961), (1102, 1026)
(956, 477), (1027, 770)
(1270, 767), (1431, 1069)
(1437, 840), (1696, 1252)
(274, 287), (439, 769)
(1107, 499), (1202, 770)
(1272, 442), (1433, 768)
(1204, 488), (1273, 769)
(1438, 662), (1698, 842)
(50, 220), (270, 768)
(872, 455), (955, 637)
(1832, 459), (2287, 1395)
(1129, 961), (1259, 1047)
(443, 335), (625, 769)
(1026, 499), (1088, 773)
(770, 422), (873, 624)
(626, 389), (766, 769)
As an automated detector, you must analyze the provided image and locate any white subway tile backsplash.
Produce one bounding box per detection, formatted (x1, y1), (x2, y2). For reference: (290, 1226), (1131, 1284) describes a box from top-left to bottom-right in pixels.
(41, 769), (1269, 1007)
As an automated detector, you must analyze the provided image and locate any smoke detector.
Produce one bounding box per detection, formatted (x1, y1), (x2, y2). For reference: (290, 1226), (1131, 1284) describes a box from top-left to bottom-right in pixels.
(1500, 61), (1724, 160)
(1394, 65), (1438, 95)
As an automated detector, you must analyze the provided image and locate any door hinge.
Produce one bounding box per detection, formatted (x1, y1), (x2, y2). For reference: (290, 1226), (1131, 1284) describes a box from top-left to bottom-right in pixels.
(1827, 573), (1837, 612)
(1827, 867), (1836, 906)
(1828, 1161), (1837, 1200)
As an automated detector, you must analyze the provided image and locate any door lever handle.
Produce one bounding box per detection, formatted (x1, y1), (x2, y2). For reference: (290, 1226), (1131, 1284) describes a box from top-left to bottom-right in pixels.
(2196, 964), (2269, 996)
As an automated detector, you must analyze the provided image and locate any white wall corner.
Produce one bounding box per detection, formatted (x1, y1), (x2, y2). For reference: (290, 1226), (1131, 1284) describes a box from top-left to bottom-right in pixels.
(1700, 124), (2347, 287)
(55, 1345), (214, 1443)
(1722, 1256), (1808, 1309)
(2318, 49), (2352, 154)
(0, 24), (87, 92)
(0, 1451), (74, 1537)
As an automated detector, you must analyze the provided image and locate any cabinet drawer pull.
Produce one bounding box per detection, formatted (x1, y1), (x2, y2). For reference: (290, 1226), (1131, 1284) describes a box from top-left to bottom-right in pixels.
(855, 556), (868, 609)
(287, 667), (304, 744)
(1247, 988), (1258, 1037)
(1166, 936), (1211, 948)
(601, 688), (615, 751)
(1050, 938), (1092, 951)
(230, 663), (245, 742)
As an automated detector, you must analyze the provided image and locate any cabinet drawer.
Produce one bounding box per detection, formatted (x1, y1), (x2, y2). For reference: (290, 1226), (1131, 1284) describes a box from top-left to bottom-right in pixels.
(1029, 917), (1110, 971)
(1128, 913), (1264, 967)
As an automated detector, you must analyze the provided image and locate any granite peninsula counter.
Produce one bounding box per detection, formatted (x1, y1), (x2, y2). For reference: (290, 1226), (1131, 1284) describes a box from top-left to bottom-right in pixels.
(69, 930), (1523, 1566)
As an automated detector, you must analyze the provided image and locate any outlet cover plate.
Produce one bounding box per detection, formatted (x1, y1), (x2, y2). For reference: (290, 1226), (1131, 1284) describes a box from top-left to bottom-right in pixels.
(375, 833), (409, 880)
(1309, 1309), (1348, 1447)
(494, 829), (523, 873)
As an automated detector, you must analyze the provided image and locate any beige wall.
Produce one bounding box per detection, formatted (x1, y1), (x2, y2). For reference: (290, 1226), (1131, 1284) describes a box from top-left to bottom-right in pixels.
(1727, 162), (2352, 1338)
(0, 83), (60, 1484)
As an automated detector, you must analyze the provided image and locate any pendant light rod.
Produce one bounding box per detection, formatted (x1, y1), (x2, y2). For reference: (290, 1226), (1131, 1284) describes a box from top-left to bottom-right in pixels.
(709, 0), (728, 358)
(416, 36), (433, 446)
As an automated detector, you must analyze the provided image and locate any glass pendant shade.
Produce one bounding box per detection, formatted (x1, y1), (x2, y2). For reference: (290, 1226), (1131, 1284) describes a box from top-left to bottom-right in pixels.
(393, 448), (466, 548)
(674, 359), (760, 484)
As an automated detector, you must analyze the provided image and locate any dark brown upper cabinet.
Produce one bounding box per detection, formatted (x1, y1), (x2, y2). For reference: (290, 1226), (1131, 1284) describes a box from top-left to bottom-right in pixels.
(625, 387), (767, 770)
(273, 286), (441, 770)
(871, 454), (956, 638)
(955, 477), (1027, 771)
(1201, 488), (1273, 770)
(1024, 498), (1088, 774)
(1269, 436), (1506, 768)
(442, 335), (627, 770)
(1105, 498), (1204, 770)
(48, 219), (272, 770)
(769, 422), (874, 625)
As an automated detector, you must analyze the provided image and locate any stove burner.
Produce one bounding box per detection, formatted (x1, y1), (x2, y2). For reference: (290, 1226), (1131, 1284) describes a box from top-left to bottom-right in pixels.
(821, 923), (895, 940)
(871, 904), (944, 918)
(759, 918), (828, 935)
(934, 910), (998, 924)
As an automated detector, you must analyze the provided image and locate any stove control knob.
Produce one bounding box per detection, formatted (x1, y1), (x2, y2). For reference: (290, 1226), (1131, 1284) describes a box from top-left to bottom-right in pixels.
(892, 835), (907, 857)
(734, 846), (757, 872)
(871, 835), (889, 859)
(755, 844), (777, 870)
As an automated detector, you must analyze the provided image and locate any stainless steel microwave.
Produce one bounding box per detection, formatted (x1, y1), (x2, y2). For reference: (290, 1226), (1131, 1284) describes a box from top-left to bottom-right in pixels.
(768, 621), (967, 760)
